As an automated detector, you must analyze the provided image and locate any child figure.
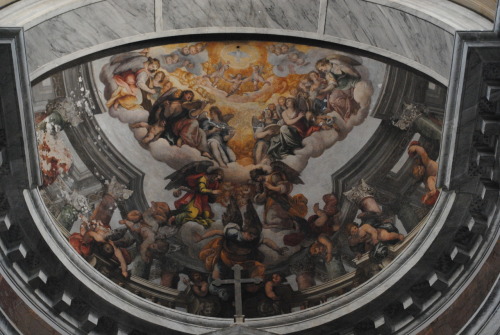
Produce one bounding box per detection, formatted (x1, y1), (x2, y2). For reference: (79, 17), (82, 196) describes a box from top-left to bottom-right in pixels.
(309, 193), (340, 236)
(183, 271), (208, 297)
(119, 211), (168, 264)
(148, 71), (172, 103)
(131, 118), (167, 145)
(345, 222), (404, 255)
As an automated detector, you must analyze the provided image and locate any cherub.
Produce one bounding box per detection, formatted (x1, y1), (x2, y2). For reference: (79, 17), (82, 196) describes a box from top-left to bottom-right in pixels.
(309, 193), (341, 236)
(204, 61), (230, 88)
(147, 71), (172, 103)
(183, 271), (208, 297)
(130, 117), (167, 144)
(308, 234), (335, 263)
(408, 141), (439, 205)
(78, 215), (130, 277)
(250, 64), (271, 91)
(258, 272), (292, 316)
(224, 73), (249, 96)
(265, 273), (286, 301)
(345, 222), (404, 256)
(119, 205), (172, 263)
(307, 234), (346, 283)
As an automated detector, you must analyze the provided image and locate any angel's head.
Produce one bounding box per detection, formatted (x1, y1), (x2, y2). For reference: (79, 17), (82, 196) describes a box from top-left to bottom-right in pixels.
(315, 58), (331, 73)
(153, 71), (166, 83)
(209, 106), (223, 121)
(285, 97), (297, 108)
(149, 239), (169, 256)
(345, 223), (359, 236)
(165, 55), (174, 64)
(189, 45), (198, 55)
(145, 58), (160, 72)
(278, 96), (286, 106)
(281, 44), (290, 54)
(274, 45), (282, 55)
(207, 167), (224, 182)
(308, 71), (320, 81)
(195, 43), (205, 53)
(309, 241), (326, 256)
(288, 52), (299, 62)
(181, 90), (194, 101)
(124, 73), (136, 85)
(250, 168), (268, 183)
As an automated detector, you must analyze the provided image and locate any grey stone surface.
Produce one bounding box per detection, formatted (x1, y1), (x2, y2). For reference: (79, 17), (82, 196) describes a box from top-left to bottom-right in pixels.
(24, 0), (155, 72)
(161, 0), (320, 31)
(324, 0), (455, 81)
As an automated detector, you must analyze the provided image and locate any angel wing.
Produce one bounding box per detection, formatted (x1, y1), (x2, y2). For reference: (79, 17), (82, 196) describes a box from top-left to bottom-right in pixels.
(243, 199), (262, 233)
(221, 114), (234, 124)
(164, 161), (215, 190)
(222, 196), (243, 227)
(271, 161), (304, 185)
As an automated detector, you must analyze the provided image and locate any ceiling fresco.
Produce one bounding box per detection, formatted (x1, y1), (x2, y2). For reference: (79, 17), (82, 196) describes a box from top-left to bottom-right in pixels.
(32, 40), (445, 318)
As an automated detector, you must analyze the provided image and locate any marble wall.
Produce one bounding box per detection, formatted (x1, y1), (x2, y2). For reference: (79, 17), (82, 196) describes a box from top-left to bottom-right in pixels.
(161, 0), (320, 31)
(0, 0), (493, 84)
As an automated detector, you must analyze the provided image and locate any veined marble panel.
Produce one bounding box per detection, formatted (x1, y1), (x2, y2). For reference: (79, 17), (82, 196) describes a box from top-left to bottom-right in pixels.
(365, 0), (493, 32)
(325, 0), (455, 80)
(161, 0), (320, 32)
(0, 0), (104, 30)
(24, 0), (155, 72)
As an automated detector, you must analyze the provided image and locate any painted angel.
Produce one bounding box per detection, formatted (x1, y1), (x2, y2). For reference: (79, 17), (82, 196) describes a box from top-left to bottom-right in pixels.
(224, 73), (250, 97)
(204, 61), (230, 88)
(194, 198), (287, 299)
(249, 64), (271, 91)
(200, 106), (236, 167)
(250, 161), (308, 232)
(165, 161), (223, 227)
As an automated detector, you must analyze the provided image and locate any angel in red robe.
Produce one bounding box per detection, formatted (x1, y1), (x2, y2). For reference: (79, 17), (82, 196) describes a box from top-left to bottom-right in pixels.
(165, 161), (223, 227)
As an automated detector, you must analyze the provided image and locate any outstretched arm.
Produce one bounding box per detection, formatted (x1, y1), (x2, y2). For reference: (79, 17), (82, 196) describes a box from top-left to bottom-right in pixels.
(193, 229), (224, 242)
